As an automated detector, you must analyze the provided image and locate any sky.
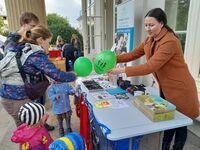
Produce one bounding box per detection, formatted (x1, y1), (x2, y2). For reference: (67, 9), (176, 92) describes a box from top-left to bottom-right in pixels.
(0, 0), (81, 28)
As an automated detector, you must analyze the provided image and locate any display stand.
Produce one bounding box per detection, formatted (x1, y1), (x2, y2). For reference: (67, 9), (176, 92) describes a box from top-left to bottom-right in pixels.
(83, 92), (143, 150)
(77, 76), (193, 150)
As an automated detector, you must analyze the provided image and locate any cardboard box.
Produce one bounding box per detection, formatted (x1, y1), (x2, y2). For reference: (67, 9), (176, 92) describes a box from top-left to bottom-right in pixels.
(133, 95), (176, 122)
(49, 58), (66, 72)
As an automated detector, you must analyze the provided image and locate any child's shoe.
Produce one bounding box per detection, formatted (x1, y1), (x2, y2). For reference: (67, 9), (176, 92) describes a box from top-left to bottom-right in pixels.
(59, 128), (65, 137)
(44, 123), (55, 131)
(67, 128), (72, 133)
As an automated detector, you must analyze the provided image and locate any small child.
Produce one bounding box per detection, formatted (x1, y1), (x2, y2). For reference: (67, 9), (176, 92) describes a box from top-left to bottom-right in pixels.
(48, 81), (75, 137)
(11, 102), (53, 150)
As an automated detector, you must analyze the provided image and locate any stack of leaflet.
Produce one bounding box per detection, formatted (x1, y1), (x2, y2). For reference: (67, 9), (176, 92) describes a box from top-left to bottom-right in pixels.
(91, 90), (129, 109)
(82, 80), (104, 92)
(106, 87), (129, 100)
(98, 80), (116, 89)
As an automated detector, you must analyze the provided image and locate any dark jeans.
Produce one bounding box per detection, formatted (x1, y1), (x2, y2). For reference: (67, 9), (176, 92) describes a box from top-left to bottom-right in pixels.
(160, 91), (187, 150)
(57, 114), (72, 137)
(1, 98), (31, 126)
(162, 125), (187, 150)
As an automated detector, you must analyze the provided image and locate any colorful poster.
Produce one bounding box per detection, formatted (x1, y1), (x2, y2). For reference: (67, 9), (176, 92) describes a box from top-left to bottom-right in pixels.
(95, 100), (112, 108)
(115, 0), (134, 53)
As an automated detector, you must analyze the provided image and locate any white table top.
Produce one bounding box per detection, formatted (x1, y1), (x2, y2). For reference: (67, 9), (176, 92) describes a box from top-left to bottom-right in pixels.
(78, 79), (193, 141)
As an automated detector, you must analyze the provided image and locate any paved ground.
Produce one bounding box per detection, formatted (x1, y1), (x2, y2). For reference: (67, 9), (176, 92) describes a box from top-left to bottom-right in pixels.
(0, 98), (200, 150)
(0, 98), (80, 150)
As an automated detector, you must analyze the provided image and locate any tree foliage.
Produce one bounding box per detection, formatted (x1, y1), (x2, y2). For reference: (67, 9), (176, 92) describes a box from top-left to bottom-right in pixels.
(176, 0), (190, 51)
(176, 0), (190, 30)
(47, 13), (69, 27)
(47, 13), (83, 49)
(0, 16), (4, 34)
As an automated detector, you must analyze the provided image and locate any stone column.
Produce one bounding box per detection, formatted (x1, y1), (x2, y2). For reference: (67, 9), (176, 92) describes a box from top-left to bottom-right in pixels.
(184, 0), (200, 79)
(94, 0), (104, 54)
(165, 0), (178, 30)
(105, 0), (114, 50)
(81, 0), (88, 56)
(4, 0), (47, 32)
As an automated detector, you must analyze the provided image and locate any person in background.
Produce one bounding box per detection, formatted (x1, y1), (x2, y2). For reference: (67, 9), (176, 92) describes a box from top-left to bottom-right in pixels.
(71, 34), (82, 59)
(48, 80), (75, 137)
(62, 34), (82, 71)
(11, 102), (53, 149)
(56, 35), (64, 49)
(0, 25), (76, 128)
(62, 39), (76, 71)
(109, 8), (199, 150)
(71, 34), (81, 50)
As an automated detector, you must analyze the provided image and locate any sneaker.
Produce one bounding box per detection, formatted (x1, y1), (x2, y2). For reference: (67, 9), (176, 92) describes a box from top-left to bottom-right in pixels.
(67, 128), (72, 133)
(44, 123), (55, 131)
(59, 128), (65, 137)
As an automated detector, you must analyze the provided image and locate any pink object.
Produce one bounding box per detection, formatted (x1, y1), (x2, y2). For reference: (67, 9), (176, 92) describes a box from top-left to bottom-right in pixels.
(11, 123), (53, 150)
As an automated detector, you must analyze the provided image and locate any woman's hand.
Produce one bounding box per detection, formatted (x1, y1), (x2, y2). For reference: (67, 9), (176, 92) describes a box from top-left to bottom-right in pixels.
(55, 94), (60, 101)
(109, 67), (125, 75)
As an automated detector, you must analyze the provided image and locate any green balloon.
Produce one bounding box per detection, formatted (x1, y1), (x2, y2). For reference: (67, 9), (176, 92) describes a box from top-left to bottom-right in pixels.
(94, 64), (106, 74)
(74, 57), (92, 77)
(94, 50), (116, 73)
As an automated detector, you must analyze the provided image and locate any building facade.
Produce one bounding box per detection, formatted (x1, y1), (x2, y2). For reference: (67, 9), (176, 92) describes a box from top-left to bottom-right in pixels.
(80, 0), (200, 100)
(4, 0), (47, 31)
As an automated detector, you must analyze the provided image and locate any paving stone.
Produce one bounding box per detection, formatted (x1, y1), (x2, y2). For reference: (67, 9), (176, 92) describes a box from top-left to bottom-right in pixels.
(0, 97), (80, 149)
(0, 99), (199, 150)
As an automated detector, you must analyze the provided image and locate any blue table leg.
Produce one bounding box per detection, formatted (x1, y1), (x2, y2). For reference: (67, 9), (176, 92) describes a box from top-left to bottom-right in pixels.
(132, 136), (143, 150)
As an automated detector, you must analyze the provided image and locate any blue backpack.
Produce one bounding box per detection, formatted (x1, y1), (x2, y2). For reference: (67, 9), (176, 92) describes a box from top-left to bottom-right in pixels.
(0, 43), (41, 86)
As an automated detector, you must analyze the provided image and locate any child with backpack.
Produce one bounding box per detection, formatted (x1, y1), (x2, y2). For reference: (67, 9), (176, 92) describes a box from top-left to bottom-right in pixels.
(0, 25), (76, 128)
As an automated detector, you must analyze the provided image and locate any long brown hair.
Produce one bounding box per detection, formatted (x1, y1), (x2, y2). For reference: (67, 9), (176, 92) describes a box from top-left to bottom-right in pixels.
(25, 25), (52, 44)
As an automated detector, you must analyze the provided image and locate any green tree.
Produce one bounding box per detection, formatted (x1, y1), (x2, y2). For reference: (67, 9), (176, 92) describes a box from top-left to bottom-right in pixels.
(176, 0), (190, 30)
(47, 13), (69, 27)
(47, 13), (83, 50)
(0, 16), (4, 34)
(176, 0), (190, 52)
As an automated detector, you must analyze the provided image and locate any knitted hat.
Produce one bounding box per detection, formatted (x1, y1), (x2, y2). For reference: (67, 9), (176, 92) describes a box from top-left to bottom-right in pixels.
(18, 102), (45, 125)
(49, 132), (85, 150)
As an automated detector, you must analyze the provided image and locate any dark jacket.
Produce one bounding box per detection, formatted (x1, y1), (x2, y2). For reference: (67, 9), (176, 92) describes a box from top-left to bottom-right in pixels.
(62, 43), (77, 71)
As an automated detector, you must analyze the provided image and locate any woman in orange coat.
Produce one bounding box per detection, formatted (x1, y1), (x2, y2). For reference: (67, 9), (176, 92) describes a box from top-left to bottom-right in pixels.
(110, 8), (199, 150)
